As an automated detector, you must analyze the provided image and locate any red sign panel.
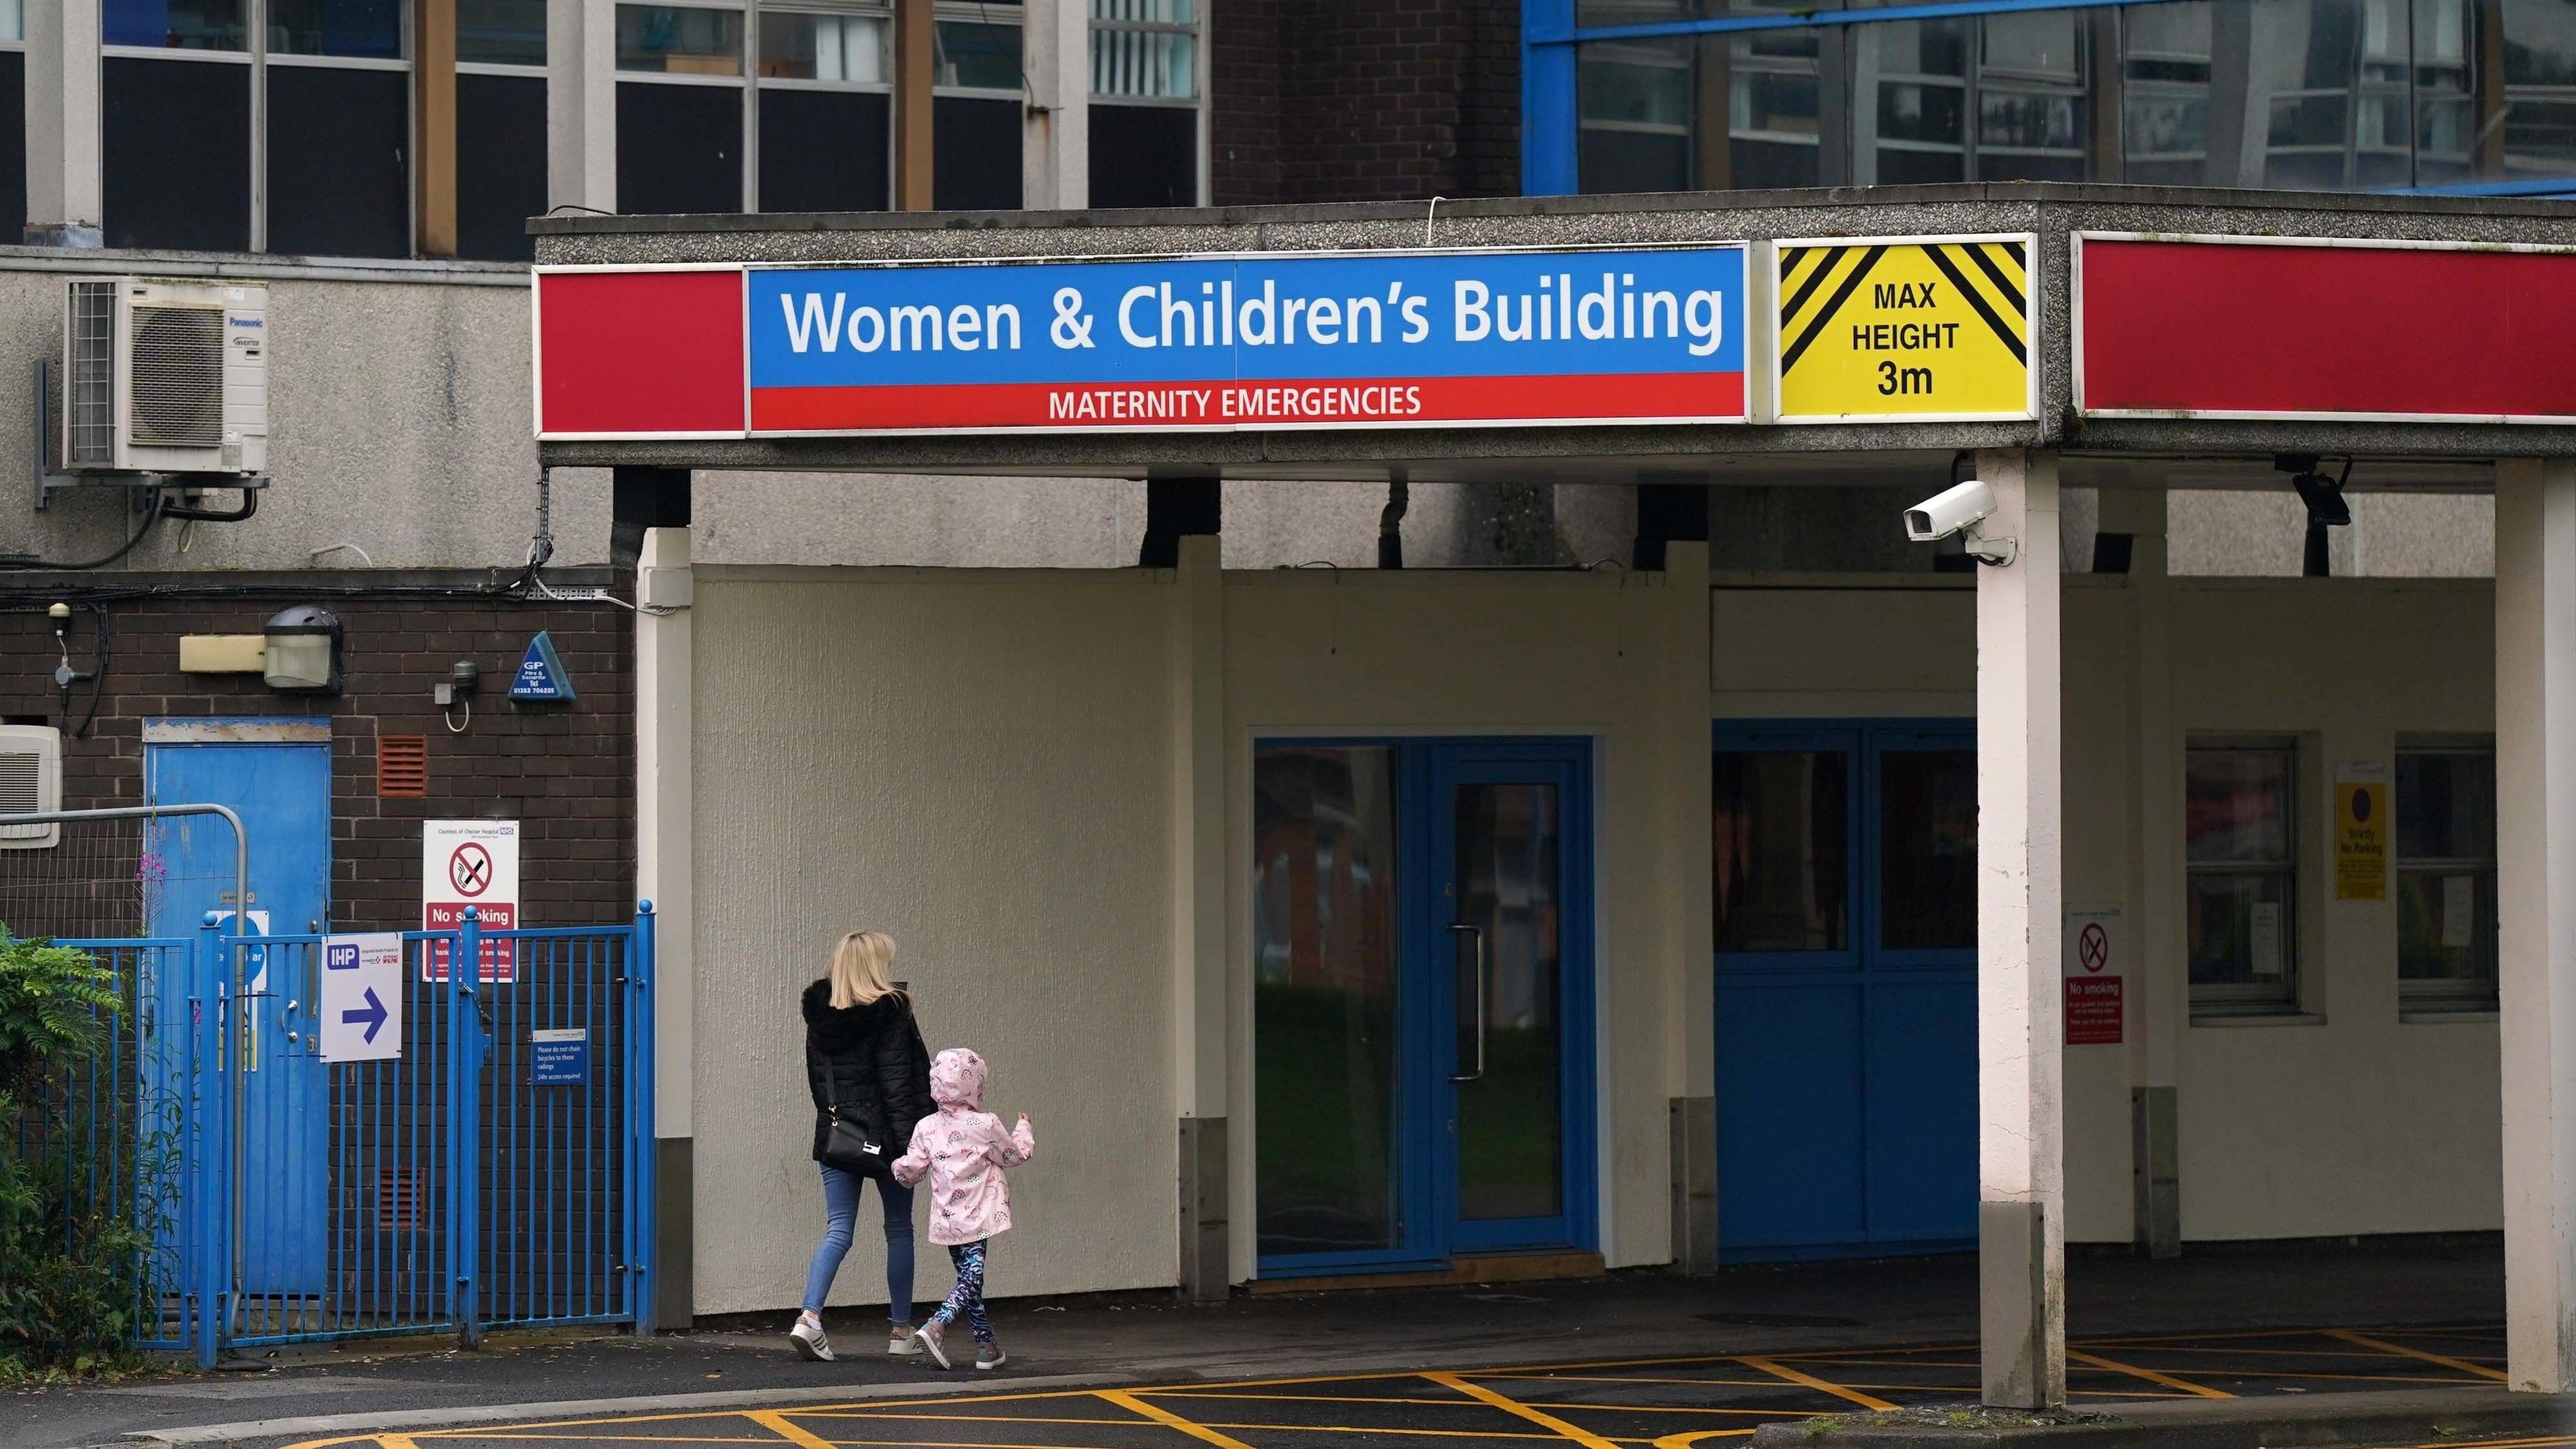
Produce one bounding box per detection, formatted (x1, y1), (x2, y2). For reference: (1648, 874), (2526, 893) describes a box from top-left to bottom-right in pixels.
(535, 269), (746, 437)
(2066, 975), (2123, 1046)
(2077, 235), (2576, 421)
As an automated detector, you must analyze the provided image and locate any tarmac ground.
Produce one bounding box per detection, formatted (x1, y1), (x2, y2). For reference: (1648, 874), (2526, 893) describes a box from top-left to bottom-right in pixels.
(4, 1241), (2534, 1449)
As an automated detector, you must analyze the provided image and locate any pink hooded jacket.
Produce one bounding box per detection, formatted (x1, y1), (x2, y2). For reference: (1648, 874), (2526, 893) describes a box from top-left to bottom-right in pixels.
(890, 1048), (1034, 1245)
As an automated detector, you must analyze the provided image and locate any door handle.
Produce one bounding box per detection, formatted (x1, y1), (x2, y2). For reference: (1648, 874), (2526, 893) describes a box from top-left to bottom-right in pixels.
(1448, 923), (1486, 1083)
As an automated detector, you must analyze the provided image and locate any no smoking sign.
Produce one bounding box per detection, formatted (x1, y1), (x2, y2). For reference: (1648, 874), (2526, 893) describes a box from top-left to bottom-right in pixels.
(423, 820), (521, 982)
(2064, 906), (2123, 1046)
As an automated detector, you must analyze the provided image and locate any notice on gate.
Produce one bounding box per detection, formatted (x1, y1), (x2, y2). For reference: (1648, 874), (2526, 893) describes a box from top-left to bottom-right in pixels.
(2063, 905), (2123, 1046)
(423, 819), (520, 983)
(2335, 763), (2390, 901)
(320, 932), (403, 1063)
(1774, 235), (2037, 423)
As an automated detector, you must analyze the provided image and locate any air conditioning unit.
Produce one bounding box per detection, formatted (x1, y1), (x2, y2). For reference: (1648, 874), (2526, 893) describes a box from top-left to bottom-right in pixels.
(61, 278), (268, 475)
(0, 725), (62, 849)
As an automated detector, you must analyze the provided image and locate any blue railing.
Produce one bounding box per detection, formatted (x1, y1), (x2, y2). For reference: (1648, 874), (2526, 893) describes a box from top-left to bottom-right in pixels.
(42, 906), (655, 1366)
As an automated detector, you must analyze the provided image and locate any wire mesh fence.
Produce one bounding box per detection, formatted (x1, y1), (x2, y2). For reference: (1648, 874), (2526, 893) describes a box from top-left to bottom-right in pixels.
(0, 818), (227, 943)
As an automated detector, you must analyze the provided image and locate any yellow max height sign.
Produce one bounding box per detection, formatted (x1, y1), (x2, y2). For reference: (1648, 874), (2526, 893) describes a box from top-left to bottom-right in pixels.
(2334, 769), (2389, 901)
(1774, 235), (2037, 421)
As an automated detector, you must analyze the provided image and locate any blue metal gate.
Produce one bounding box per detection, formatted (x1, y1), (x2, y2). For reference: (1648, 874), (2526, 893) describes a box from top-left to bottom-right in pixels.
(50, 905), (656, 1364)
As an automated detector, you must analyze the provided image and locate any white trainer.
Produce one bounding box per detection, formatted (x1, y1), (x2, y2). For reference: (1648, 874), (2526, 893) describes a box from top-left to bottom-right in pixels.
(790, 1316), (834, 1362)
(888, 1325), (924, 1356)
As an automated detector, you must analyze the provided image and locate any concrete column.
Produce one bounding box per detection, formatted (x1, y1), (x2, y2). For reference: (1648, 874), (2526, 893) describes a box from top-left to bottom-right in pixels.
(1658, 539), (1719, 1272)
(2495, 458), (2576, 1393)
(549, 0), (618, 213)
(25, 0), (103, 247)
(637, 526), (694, 1328)
(1171, 532), (1230, 1299)
(1022, 0), (1089, 209)
(2106, 486), (2182, 1258)
(1974, 450), (2066, 1409)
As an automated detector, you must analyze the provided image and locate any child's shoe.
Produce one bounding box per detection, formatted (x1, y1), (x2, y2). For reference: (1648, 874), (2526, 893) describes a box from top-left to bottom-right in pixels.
(975, 1342), (1008, 1371)
(917, 1318), (952, 1368)
(789, 1313), (833, 1362)
(888, 1324), (923, 1356)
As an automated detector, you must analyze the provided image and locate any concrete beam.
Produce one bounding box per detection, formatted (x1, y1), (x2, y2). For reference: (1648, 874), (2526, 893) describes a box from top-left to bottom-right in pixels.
(1975, 449), (2066, 1409)
(2497, 457), (2576, 1392)
(25, 0), (103, 246)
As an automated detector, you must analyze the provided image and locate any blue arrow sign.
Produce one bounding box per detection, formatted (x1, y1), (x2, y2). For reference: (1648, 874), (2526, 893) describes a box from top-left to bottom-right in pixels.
(342, 987), (388, 1044)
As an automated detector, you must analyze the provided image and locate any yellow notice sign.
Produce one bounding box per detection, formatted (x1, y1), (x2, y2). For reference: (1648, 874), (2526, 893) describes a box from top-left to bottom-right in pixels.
(2334, 767), (2389, 901)
(1774, 235), (2036, 421)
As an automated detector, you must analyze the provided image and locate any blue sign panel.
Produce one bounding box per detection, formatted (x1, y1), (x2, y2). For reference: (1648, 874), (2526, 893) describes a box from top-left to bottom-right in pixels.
(531, 1028), (588, 1085)
(743, 246), (1748, 435)
(511, 631), (576, 703)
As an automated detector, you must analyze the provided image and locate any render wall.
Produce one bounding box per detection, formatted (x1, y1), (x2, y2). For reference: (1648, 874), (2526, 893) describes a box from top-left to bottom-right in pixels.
(686, 568), (1181, 1316)
(1714, 573), (2503, 1246)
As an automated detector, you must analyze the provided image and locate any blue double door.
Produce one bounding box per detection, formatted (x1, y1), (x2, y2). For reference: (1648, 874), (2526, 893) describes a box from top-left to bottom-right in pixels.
(1251, 738), (1597, 1276)
(1714, 720), (1978, 1259)
(142, 726), (334, 1299)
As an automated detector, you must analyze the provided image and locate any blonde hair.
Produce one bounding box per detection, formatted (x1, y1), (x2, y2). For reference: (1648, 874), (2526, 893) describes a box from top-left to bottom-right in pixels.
(827, 930), (902, 1010)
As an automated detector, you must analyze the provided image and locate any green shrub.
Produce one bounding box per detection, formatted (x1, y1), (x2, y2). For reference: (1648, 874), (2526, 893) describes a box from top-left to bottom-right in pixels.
(0, 928), (164, 1379)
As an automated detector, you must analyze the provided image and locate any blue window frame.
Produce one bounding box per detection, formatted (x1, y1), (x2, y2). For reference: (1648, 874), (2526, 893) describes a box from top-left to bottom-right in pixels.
(1252, 736), (1599, 1279)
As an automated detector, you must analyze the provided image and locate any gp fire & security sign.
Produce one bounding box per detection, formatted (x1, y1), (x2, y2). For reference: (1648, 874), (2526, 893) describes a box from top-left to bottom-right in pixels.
(1774, 235), (2037, 422)
(320, 933), (402, 1063)
(744, 247), (1749, 435)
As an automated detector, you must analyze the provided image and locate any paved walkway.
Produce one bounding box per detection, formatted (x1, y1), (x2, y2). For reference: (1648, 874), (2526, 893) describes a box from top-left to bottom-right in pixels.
(5, 1241), (2513, 1449)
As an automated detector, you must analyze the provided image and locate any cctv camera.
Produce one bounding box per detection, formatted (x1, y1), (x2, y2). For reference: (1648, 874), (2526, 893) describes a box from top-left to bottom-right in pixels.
(1904, 479), (2019, 567)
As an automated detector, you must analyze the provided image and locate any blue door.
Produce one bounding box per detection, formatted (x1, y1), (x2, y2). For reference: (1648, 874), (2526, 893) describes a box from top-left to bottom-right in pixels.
(1251, 738), (1597, 1277)
(1713, 720), (1976, 1259)
(144, 726), (333, 1299)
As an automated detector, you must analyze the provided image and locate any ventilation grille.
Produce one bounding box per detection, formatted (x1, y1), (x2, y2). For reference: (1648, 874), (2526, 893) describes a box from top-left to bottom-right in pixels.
(127, 304), (225, 448)
(378, 735), (429, 799)
(64, 280), (115, 466)
(377, 1168), (427, 1232)
(0, 749), (46, 845)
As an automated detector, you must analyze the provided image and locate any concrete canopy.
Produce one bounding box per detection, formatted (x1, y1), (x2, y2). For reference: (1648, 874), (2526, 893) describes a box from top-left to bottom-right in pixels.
(533, 182), (2576, 479)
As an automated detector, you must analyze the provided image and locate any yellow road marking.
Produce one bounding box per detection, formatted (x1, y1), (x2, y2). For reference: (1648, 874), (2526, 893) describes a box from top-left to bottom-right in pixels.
(1148, 1390), (1793, 1416)
(745, 1409), (845, 1449)
(806, 1409), (1662, 1443)
(2063, 1349), (2231, 1399)
(1097, 1389), (1263, 1449)
(1425, 1369), (1626, 1449)
(2323, 1328), (2512, 1383)
(1731, 1358), (1897, 1413)
(1648, 1435), (1756, 1449)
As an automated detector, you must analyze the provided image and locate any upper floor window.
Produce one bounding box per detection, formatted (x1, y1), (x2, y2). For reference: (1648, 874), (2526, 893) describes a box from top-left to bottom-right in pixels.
(459, 0), (549, 260)
(758, 5), (895, 213)
(1090, 0), (1198, 206)
(101, 0), (411, 256)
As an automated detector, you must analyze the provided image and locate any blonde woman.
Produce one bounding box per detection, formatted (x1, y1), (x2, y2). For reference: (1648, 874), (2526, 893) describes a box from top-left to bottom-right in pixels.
(791, 931), (932, 1362)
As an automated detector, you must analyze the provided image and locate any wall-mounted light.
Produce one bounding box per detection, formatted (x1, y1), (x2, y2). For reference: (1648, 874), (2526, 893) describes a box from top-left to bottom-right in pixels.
(262, 604), (343, 694)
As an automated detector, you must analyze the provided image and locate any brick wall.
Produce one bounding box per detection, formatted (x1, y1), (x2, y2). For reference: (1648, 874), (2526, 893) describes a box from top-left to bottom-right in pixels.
(0, 583), (633, 937)
(1212, 0), (1522, 206)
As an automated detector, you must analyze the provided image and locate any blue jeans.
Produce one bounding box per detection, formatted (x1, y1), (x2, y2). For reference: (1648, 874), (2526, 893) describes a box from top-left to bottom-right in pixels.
(802, 1163), (916, 1323)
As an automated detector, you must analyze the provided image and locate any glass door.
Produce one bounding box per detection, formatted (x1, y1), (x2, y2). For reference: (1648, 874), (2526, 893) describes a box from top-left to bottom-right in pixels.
(1434, 747), (1590, 1254)
(1252, 738), (1595, 1277)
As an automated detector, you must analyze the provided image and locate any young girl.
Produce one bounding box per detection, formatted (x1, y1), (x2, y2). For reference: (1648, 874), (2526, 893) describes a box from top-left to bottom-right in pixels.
(890, 1047), (1034, 1370)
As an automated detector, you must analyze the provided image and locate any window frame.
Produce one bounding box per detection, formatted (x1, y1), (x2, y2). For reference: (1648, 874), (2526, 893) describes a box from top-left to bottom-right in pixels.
(2186, 736), (2305, 1017)
(102, 0), (416, 257)
(2395, 736), (2500, 1016)
(1087, 0), (1208, 205)
(753, 1), (898, 212)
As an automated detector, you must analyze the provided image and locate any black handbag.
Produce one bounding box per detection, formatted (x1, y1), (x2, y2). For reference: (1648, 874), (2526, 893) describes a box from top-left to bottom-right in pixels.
(821, 1099), (889, 1177)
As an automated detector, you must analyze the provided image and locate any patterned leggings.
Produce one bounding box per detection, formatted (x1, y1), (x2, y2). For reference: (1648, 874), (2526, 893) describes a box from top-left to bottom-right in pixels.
(929, 1240), (994, 1344)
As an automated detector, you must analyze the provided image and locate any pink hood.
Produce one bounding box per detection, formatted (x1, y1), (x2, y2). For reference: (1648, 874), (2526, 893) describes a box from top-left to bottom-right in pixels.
(929, 1047), (987, 1110)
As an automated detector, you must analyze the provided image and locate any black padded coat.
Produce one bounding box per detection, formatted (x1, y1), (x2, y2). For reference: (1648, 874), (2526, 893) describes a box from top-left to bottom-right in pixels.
(802, 981), (933, 1173)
